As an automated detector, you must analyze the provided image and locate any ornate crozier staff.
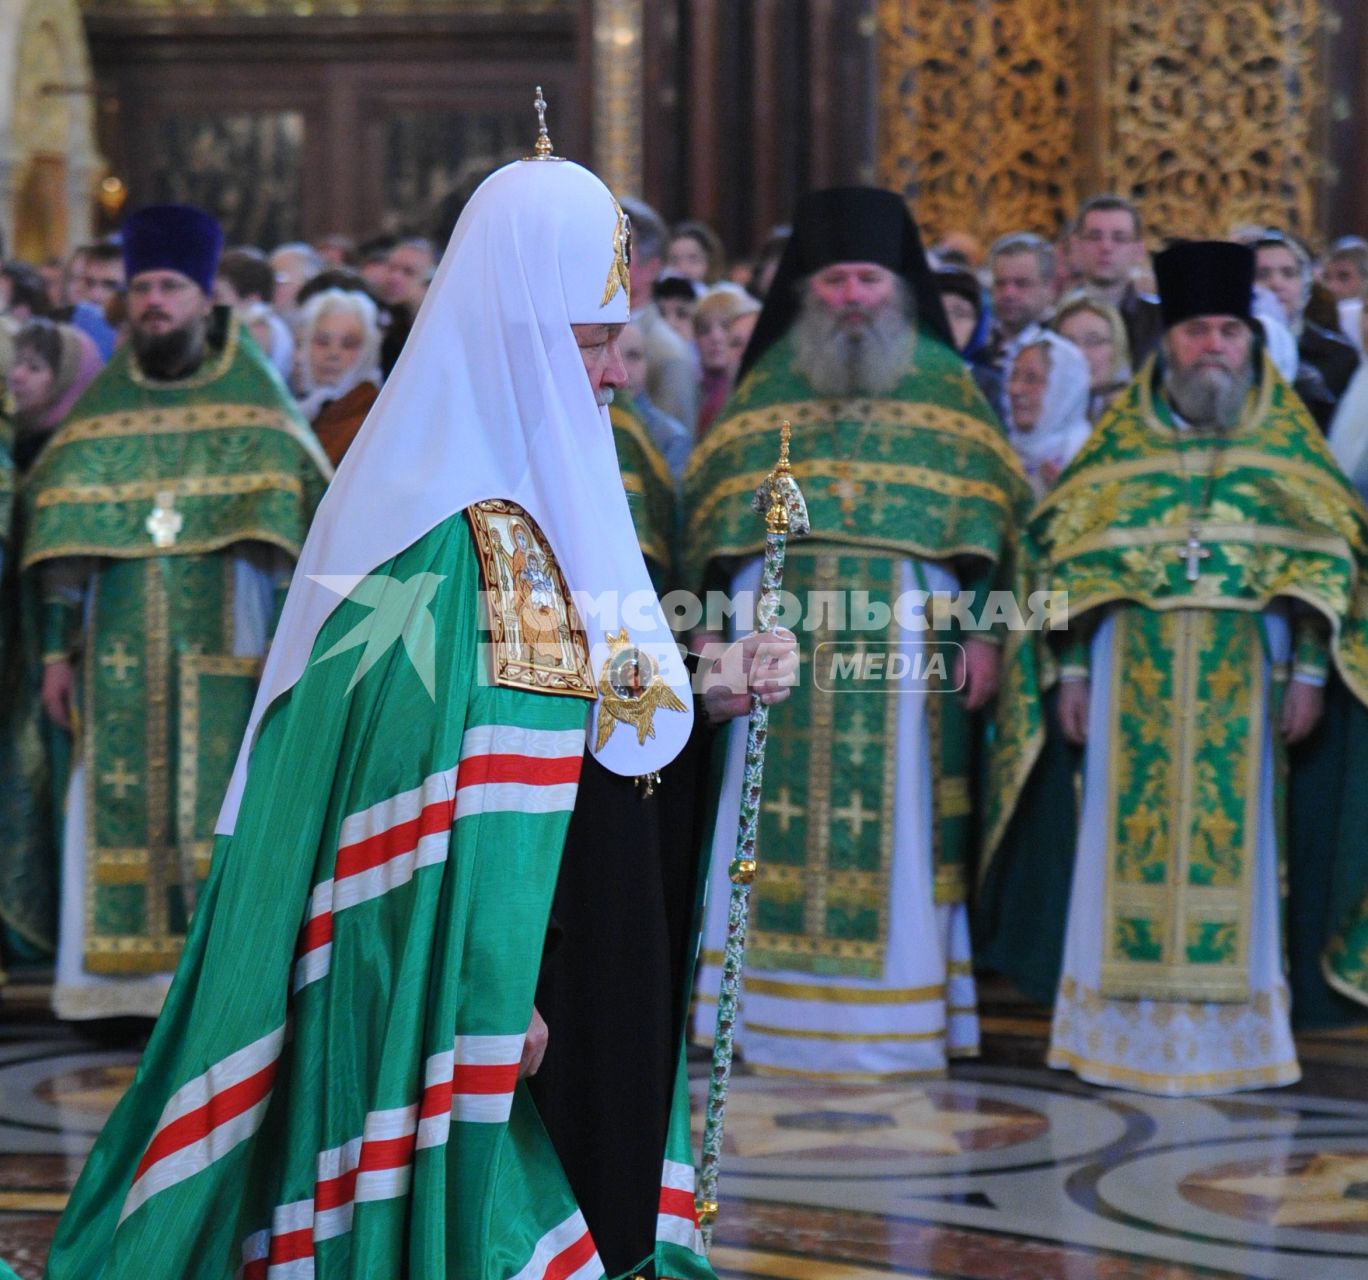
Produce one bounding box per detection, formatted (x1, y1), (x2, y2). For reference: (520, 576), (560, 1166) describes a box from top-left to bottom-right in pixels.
(697, 422), (809, 1246)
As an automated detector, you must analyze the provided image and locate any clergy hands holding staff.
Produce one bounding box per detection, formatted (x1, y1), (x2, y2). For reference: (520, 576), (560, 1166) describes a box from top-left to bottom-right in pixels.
(698, 628), (800, 725)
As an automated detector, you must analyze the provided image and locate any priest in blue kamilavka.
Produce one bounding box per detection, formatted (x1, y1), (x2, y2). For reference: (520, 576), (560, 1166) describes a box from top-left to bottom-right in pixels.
(42, 112), (796, 1280)
(21, 205), (331, 1021)
(685, 187), (1032, 1080)
(983, 240), (1368, 1094)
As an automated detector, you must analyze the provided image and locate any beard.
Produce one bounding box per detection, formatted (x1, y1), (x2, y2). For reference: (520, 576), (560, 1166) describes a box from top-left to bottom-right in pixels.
(595, 387), (615, 407)
(131, 316), (208, 381)
(1164, 357), (1255, 430)
(792, 284), (916, 398)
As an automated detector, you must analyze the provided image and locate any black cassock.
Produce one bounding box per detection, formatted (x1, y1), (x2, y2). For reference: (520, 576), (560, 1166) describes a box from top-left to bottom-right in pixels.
(531, 718), (715, 1279)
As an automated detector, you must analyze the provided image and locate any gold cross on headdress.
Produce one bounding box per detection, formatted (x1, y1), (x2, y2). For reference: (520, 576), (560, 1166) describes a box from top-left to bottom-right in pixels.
(528, 85), (559, 161)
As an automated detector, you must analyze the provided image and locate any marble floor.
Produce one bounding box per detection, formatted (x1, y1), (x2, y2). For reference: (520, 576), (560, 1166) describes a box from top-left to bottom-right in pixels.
(0, 982), (1364, 1279)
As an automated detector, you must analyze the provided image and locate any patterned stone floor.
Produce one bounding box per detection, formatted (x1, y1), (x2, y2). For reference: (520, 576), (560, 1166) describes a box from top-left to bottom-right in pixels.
(0, 982), (1365, 1278)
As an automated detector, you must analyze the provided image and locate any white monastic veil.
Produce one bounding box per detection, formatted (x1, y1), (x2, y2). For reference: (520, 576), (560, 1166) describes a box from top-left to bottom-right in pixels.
(1005, 330), (1093, 478)
(218, 157), (693, 832)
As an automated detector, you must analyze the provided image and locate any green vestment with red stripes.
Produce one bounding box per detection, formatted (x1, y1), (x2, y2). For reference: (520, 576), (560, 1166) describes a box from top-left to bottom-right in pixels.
(44, 510), (712, 1280)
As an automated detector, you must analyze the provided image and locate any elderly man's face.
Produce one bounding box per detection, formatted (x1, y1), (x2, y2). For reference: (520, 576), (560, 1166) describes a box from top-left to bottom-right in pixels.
(573, 323), (628, 407)
(1166, 314), (1253, 379)
(810, 262), (898, 325)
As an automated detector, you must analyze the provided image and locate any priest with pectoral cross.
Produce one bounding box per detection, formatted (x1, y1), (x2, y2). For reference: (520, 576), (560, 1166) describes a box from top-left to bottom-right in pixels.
(21, 203), (330, 1020)
(981, 240), (1368, 1095)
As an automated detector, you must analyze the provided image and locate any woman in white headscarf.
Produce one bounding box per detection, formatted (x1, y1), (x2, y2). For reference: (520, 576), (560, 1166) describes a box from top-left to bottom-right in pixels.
(1004, 330), (1094, 500)
(294, 287), (383, 465)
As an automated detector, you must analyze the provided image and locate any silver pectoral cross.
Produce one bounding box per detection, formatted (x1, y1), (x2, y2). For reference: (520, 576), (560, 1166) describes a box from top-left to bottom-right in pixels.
(146, 490), (184, 549)
(1176, 531), (1210, 583)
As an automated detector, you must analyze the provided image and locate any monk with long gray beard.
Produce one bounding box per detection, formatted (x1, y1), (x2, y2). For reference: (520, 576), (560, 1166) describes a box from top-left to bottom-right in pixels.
(684, 187), (1032, 1081)
(981, 239), (1368, 1095)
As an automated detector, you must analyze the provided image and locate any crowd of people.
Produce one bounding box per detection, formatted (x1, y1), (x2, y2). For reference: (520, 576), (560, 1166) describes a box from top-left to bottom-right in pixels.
(6, 151), (1368, 1276)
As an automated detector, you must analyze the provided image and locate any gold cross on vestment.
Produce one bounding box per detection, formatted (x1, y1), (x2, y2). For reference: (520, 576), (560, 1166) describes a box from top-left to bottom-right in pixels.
(100, 641), (138, 684)
(832, 790), (875, 839)
(1206, 662), (1245, 703)
(762, 786), (805, 835)
(1176, 533), (1211, 583)
(834, 706), (874, 767)
(101, 758), (140, 800)
(828, 463), (866, 527)
(146, 490), (183, 549)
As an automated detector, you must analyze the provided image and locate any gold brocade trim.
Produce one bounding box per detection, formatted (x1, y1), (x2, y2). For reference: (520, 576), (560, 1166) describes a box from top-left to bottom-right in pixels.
(82, 940), (185, 974)
(694, 398), (1022, 476)
(982, 624), (1046, 863)
(947, 960), (972, 977)
(1100, 610), (1261, 1003)
(1321, 955), (1368, 1010)
(466, 500), (596, 699)
(611, 405), (675, 493)
(58, 402), (306, 445)
(1046, 1045), (1299, 1094)
(937, 776), (971, 818)
(177, 654), (259, 913)
(688, 459), (1012, 542)
(746, 1062), (948, 1083)
(34, 471), (305, 509)
(126, 321), (240, 391)
(739, 976), (947, 1003)
(1054, 586), (1368, 713)
(144, 561), (172, 947)
(1039, 449), (1355, 518)
(23, 530), (305, 571)
(1055, 520), (1354, 566)
(934, 866), (963, 903)
(743, 1023), (948, 1044)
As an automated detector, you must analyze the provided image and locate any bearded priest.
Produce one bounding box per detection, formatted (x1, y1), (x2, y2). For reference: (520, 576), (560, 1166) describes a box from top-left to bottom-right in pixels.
(988, 240), (1368, 1095)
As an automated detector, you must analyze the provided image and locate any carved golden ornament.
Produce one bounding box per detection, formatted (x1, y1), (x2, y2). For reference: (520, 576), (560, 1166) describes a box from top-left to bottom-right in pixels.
(876, 0), (1082, 242)
(1103, 1), (1325, 240)
(591, 0), (644, 199)
(79, 0), (572, 13)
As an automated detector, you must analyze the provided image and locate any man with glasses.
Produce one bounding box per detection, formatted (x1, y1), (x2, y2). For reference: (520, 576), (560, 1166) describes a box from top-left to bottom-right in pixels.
(1072, 193), (1163, 364)
(65, 241), (125, 310)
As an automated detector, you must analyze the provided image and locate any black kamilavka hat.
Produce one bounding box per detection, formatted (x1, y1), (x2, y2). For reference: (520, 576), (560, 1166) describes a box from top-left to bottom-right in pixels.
(1153, 240), (1256, 330)
(737, 186), (953, 380)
